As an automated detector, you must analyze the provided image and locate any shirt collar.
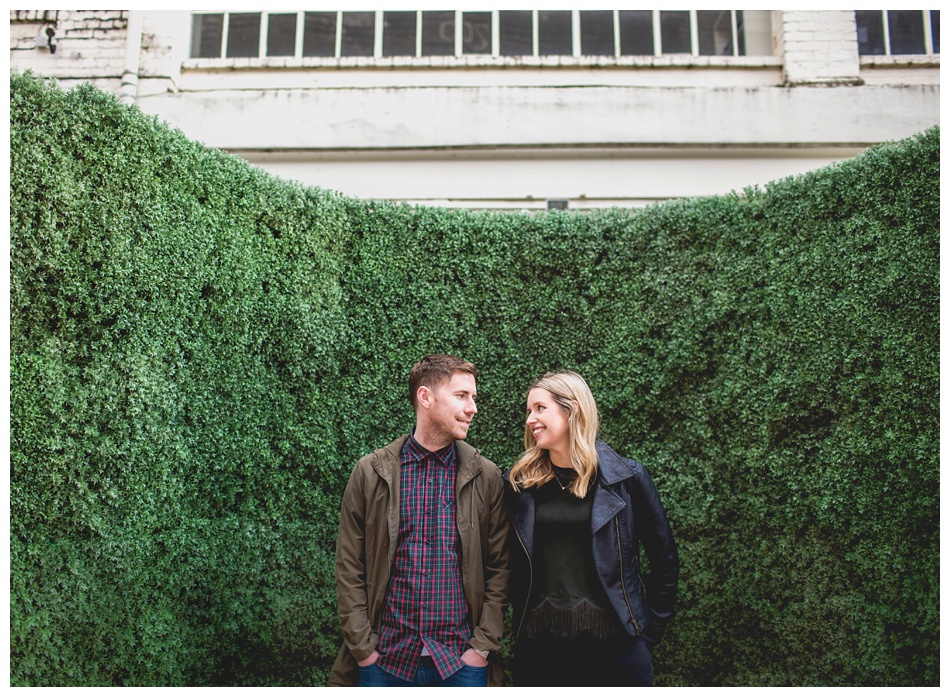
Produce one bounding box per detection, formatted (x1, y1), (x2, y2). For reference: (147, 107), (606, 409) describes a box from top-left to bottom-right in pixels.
(405, 432), (457, 467)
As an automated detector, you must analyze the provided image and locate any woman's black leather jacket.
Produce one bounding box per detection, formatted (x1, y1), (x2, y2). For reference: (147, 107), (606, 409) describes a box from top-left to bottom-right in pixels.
(505, 440), (679, 646)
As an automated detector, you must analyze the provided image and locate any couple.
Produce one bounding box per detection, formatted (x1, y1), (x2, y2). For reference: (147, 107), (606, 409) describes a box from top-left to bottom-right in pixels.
(329, 354), (678, 687)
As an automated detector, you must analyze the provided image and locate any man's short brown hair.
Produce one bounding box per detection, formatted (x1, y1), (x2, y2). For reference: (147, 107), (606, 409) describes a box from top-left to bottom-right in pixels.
(409, 354), (477, 409)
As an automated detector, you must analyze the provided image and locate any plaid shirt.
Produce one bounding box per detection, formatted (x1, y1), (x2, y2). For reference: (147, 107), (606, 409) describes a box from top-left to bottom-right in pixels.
(375, 434), (472, 681)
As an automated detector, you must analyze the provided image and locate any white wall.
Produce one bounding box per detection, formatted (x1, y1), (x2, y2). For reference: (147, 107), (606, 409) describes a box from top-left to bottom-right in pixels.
(240, 146), (865, 210)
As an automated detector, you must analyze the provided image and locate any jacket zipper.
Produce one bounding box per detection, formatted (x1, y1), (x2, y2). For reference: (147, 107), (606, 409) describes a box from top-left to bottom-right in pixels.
(510, 516), (533, 638)
(615, 518), (641, 635)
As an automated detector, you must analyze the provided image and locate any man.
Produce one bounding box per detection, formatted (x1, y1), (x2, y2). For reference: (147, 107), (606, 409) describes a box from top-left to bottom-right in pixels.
(328, 354), (510, 687)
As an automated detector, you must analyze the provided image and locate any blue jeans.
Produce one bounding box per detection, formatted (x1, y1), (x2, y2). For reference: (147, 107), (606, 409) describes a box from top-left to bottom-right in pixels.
(359, 657), (487, 687)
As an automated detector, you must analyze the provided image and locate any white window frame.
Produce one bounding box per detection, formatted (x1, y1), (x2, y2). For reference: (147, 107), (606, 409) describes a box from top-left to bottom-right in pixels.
(187, 9), (777, 64)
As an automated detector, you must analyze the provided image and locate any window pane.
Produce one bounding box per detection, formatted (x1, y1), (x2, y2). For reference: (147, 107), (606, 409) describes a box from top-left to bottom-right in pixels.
(697, 10), (733, 56)
(500, 10), (532, 56)
(619, 10), (654, 56)
(383, 11), (416, 57)
(192, 13), (223, 58)
(341, 11), (374, 57)
(580, 10), (614, 56)
(226, 12), (261, 58)
(888, 10), (926, 54)
(422, 11), (455, 56)
(736, 10), (746, 56)
(303, 12), (335, 57)
(855, 10), (885, 56)
(463, 11), (492, 55)
(660, 10), (691, 54)
(267, 13), (296, 57)
(739, 10), (774, 56)
(539, 10), (572, 55)
(932, 10), (940, 53)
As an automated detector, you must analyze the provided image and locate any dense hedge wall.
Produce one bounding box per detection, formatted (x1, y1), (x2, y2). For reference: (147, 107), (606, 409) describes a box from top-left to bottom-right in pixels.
(9, 71), (939, 686)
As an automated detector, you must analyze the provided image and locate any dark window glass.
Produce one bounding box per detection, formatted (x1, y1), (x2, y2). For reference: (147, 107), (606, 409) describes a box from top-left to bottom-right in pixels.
(463, 11), (492, 55)
(580, 10), (614, 56)
(698, 10), (733, 55)
(888, 10), (926, 54)
(856, 10), (885, 55)
(422, 11), (455, 56)
(383, 11), (416, 56)
(341, 11), (374, 57)
(192, 13), (223, 58)
(932, 10), (940, 53)
(267, 13), (296, 57)
(539, 10), (572, 55)
(500, 10), (532, 56)
(303, 12), (335, 57)
(226, 12), (261, 58)
(619, 10), (654, 56)
(735, 10), (746, 56)
(660, 10), (691, 54)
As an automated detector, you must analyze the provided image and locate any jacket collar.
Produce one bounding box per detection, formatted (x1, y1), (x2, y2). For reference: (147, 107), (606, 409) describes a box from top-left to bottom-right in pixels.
(595, 440), (637, 485)
(454, 439), (482, 485)
(373, 435), (408, 482)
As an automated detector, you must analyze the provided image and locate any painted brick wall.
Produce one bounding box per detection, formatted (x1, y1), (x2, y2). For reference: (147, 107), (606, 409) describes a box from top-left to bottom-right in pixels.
(9, 10), (129, 89)
(777, 10), (862, 85)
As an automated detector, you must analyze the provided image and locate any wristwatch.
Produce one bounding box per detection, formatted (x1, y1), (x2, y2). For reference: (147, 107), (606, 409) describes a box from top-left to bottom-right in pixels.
(473, 648), (490, 660)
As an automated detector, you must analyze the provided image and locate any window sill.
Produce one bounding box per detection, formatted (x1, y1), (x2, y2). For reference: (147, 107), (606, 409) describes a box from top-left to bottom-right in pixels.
(182, 54), (783, 72)
(860, 54), (939, 68)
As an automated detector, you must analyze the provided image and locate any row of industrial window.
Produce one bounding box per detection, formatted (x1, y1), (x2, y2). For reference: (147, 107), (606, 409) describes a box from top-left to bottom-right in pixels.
(190, 10), (772, 60)
(190, 10), (940, 62)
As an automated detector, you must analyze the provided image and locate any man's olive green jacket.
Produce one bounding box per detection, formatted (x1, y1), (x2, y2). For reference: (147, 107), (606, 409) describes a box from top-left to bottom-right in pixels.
(328, 436), (510, 686)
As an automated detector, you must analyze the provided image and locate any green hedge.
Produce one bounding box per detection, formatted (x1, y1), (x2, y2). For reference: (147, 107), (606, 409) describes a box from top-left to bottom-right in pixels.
(9, 71), (939, 686)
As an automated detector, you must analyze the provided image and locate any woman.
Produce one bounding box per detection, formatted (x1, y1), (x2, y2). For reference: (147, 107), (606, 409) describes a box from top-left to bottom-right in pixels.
(505, 371), (678, 686)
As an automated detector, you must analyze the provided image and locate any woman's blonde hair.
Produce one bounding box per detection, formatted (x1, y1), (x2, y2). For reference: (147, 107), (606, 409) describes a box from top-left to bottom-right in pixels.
(508, 370), (600, 498)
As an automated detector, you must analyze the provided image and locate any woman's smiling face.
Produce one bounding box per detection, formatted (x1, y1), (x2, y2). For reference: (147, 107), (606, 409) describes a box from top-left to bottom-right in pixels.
(526, 387), (570, 453)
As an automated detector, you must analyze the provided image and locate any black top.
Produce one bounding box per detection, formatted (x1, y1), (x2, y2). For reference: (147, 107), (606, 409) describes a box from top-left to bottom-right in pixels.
(521, 468), (623, 640)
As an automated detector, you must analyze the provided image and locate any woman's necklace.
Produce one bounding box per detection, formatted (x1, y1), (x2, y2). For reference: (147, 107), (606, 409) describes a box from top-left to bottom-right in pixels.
(552, 468), (574, 491)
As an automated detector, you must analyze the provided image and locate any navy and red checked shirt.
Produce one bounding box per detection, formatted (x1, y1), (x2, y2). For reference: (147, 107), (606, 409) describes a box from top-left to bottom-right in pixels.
(375, 434), (473, 681)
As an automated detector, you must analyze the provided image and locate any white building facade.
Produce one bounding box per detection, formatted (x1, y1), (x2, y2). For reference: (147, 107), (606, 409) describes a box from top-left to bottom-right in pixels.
(9, 8), (940, 210)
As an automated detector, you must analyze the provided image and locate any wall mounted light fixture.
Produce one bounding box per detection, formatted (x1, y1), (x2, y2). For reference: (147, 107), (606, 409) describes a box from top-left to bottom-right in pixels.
(35, 26), (57, 54)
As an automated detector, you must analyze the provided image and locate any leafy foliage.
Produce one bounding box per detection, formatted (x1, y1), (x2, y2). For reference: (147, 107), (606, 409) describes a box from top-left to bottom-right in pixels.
(9, 71), (938, 686)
